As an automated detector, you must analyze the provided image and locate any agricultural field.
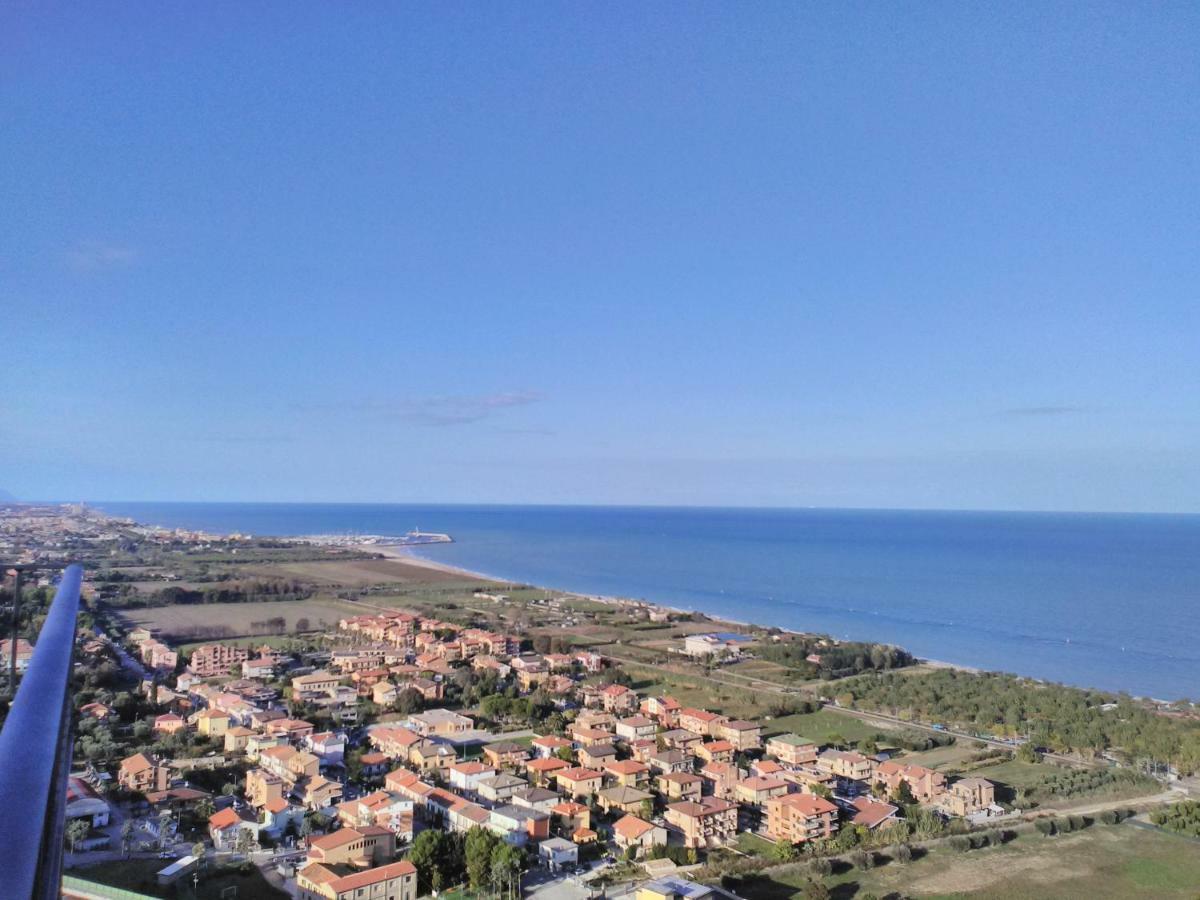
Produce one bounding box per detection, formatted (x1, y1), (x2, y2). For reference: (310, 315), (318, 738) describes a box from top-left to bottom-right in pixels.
(244, 554), (480, 587)
(118, 595), (360, 640)
(732, 824), (1200, 899)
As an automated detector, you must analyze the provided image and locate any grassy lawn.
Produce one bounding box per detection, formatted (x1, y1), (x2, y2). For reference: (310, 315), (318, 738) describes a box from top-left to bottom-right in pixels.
(762, 708), (888, 745)
(901, 741), (988, 770)
(729, 824), (1200, 899)
(736, 832), (779, 857)
(72, 858), (288, 900)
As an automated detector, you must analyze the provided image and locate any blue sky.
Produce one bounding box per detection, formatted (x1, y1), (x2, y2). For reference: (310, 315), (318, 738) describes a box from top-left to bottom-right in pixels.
(2, 3), (1198, 511)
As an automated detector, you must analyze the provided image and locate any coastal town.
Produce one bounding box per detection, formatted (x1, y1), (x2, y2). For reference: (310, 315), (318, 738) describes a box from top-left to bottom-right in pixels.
(3, 503), (1199, 899)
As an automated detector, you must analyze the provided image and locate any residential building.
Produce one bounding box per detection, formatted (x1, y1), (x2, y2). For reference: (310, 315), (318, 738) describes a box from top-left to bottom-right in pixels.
(188, 643), (249, 677)
(406, 708), (472, 736)
(118, 752), (169, 794)
(605, 759), (650, 787)
(483, 741), (530, 769)
(449, 761), (497, 796)
(695, 740), (735, 765)
(531, 735), (573, 758)
(665, 796), (738, 849)
(716, 719), (761, 751)
(153, 713), (185, 735)
(941, 777), (996, 816)
(677, 709), (727, 738)
(874, 761), (947, 803)
(682, 634), (745, 659)
(615, 715), (658, 743)
(597, 785), (654, 815)
(764, 793), (838, 845)
(600, 684), (639, 713)
(194, 708), (230, 738)
(848, 796), (899, 830)
(766, 734), (818, 767)
(478, 773), (528, 804)
(817, 749), (873, 781)
(735, 776), (790, 808)
(538, 837), (579, 872)
(526, 756), (569, 786)
(612, 814), (667, 858)
(555, 767), (603, 800)
(659, 771), (704, 803)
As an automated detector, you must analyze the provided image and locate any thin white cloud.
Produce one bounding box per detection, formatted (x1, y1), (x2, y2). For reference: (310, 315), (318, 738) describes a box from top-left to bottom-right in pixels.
(66, 240), (138, 270)
(397, 391), (546, 426)
(299, 390), (546, 427)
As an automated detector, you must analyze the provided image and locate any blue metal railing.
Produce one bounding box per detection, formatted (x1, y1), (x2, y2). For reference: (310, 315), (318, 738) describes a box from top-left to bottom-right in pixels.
(0, 563), (83, 899)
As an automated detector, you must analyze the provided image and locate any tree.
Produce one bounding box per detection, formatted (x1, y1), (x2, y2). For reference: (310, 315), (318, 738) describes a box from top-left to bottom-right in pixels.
(894, 843), (913, 864)
(192, 842), (206, 867)
(66, 818), (91, 853)
(1035, 818), (1057, 837)
(396, 688), (424, 716)
(235, 827), (254, 854)
(808, 857), (832, 878)
(490, 843), (523, 897)
(850, 849), (873, 870)
(891, 780), (916, 806)
(465, 826), (501, 890)
(802, 880), (831, 900)
(120, 820), (135, 857)
(410, 829), (446, 894)
(773, 840), (799, 863)
(158, 810), (174, 849)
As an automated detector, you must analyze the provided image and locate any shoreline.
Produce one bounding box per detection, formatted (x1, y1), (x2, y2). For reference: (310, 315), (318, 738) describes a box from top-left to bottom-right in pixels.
(372, 543), (981, 677)
(119, 516), (1185, 703)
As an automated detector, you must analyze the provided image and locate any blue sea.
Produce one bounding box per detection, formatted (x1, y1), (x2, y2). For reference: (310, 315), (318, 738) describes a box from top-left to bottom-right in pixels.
(96, 503), (1200, 701)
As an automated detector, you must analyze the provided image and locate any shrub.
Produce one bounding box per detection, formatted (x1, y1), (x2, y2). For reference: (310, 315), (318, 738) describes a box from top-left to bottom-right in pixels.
(808, 857), (833, 878)
(849, 849), (873, 871)
(1035, 818), (1056, 837)
(1099, 810), (1119, 825)
(894, 843), (913, 864)
(948, 836), (971, 853)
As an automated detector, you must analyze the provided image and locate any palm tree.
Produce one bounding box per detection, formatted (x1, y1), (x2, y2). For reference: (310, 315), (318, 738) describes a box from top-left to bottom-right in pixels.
(120, 819), (135, 857)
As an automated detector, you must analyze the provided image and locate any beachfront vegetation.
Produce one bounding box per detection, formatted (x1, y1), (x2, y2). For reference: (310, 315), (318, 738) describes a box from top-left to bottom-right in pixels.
(757, 634), (914, 678)
(835, 669), (1200, 773)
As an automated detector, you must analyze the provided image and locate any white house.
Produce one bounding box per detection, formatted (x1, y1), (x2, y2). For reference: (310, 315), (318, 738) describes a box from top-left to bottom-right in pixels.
(538, 837), (579, 872)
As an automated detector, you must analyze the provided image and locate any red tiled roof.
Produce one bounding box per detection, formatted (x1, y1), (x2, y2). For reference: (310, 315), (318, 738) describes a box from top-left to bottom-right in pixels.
(328, 860), (416, 892)
(613, 814), (655, 840)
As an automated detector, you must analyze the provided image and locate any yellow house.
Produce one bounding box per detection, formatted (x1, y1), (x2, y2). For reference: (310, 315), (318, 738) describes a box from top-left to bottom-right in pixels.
(195, 708), (230, 738)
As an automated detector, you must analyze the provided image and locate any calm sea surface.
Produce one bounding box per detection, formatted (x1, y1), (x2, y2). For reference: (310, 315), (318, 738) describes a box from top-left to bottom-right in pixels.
(96, 503), (1200, 700)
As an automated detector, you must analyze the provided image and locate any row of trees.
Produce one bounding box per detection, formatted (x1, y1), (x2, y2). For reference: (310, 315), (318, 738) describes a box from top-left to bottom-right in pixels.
(758, 635), (914, 678)
(407, 826), (526, 896)
(835, 669), (1200, 773)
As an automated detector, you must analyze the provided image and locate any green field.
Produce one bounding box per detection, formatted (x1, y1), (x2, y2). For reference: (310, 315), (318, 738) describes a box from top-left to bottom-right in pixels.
(71, 858), (288, 899)
(731, 824), (1200, 899)
(762, 709), (891, 745)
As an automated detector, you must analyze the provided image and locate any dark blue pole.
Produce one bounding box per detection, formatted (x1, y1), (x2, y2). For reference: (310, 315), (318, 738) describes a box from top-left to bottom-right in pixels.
(0, 563), (83, 899)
